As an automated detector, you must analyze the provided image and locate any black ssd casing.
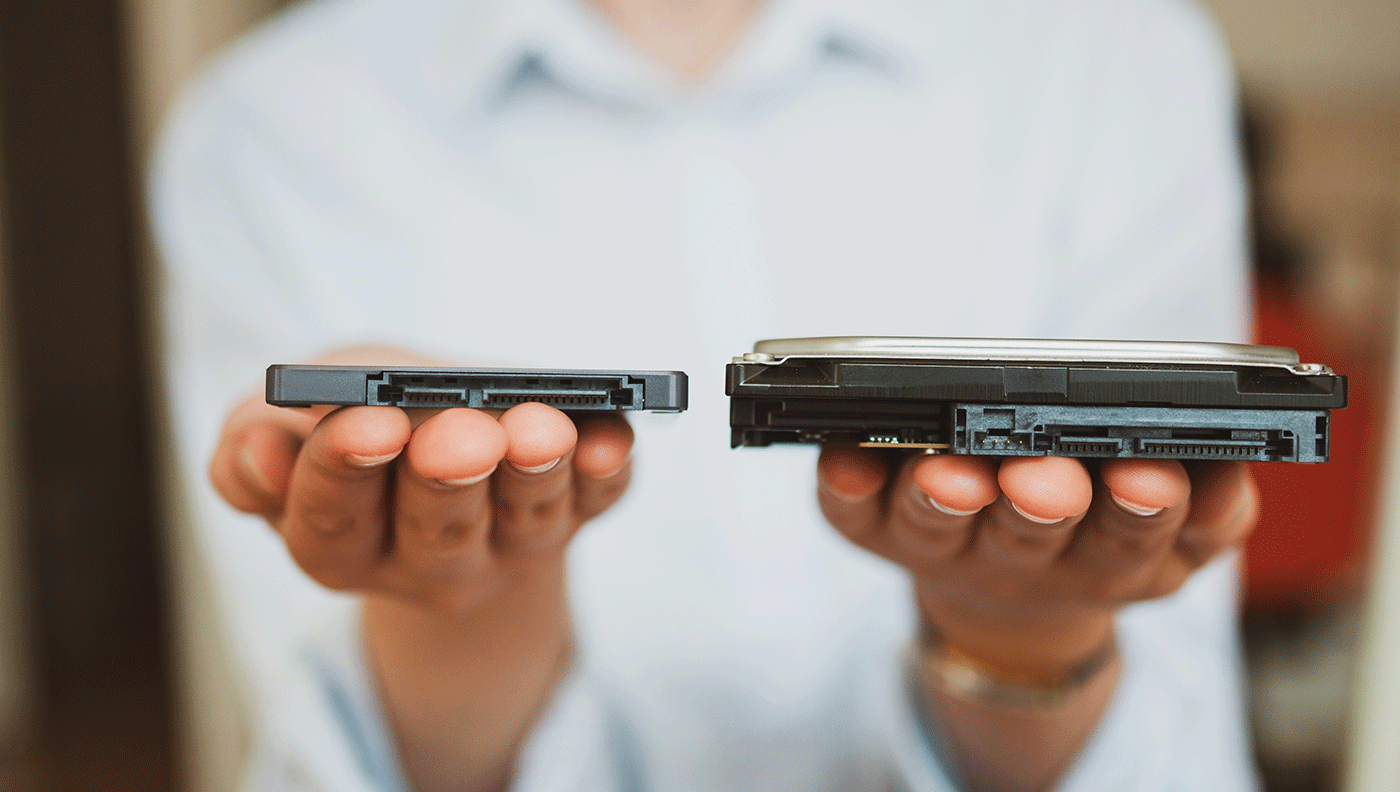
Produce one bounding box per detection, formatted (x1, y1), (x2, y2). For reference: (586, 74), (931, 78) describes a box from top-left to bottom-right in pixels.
(268, 365), (687, 413)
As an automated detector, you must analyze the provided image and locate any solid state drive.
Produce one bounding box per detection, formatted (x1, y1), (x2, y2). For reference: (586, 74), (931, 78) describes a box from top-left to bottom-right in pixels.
(727, 337), (1344, 462)
(268, 365), (687, 412)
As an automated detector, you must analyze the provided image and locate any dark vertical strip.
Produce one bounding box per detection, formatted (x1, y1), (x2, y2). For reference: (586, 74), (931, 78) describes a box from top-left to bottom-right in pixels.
(0, 0), (175, 789)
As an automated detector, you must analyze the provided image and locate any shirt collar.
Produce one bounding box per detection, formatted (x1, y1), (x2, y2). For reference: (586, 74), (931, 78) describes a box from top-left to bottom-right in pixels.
(421, 0), (931, 116)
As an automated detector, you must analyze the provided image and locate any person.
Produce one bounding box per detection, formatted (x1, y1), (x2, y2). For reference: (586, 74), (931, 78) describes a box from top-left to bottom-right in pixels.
(151, 0), (1260, 790)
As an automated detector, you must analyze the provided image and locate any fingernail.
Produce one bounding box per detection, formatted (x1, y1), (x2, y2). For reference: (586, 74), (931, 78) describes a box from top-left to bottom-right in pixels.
(512, 457), (561, 475)
(438, 464), (497, 487)
(924, 493), (979, 517)
(1111, 493), (1163, 518)
(346, 451), (399, 468)
(1010, 501), (1064, 525)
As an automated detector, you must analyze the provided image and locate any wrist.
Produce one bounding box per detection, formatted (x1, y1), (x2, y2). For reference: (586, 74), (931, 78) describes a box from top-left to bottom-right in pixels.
(363, 562), (573, 792)
(365, 556), (570, 646)
(912, 622), (1122, 792)
(914, 621), (1119, 711)
(914, 596), (1117, 685)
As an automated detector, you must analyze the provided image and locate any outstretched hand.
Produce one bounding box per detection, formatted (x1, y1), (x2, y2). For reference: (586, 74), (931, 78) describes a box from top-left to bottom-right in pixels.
(817, 450), (1258, 680)
(209, 351), (634, 619)
(208, 348), (637, 792)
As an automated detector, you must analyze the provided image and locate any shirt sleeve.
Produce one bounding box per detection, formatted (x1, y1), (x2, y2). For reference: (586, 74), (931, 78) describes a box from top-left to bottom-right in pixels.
(151, 51), (642, 792)
(1040, 0), (1250, 346)
(882, 556), (1256, 792)
(1057, 555), (1257, 791)
(884, 2), (1258, 789)
(277, 603), (639, 792)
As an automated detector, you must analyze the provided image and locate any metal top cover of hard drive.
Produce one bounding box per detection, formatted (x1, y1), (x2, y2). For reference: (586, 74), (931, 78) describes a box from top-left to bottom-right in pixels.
(739, 336), (1331, 375)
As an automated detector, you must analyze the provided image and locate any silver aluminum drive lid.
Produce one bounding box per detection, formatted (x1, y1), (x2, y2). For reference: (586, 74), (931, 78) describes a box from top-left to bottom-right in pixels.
(739, 337), (1330, 375)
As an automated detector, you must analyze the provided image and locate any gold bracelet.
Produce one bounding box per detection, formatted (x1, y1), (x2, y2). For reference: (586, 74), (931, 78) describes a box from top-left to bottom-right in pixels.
(914, 625), (1119, 711)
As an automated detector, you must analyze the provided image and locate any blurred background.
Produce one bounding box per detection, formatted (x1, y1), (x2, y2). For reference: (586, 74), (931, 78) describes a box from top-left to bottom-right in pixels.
(0, 0), (1395, 790)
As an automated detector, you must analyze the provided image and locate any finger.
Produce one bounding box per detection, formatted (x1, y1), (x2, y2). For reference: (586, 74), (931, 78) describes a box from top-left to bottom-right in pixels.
(890, 454), (998, 562)
(1078, 459), (1191, 560)
(1064, 459), (1192, 602)
(572, 415), (634, 522)
(210, 394), (329, 517)
(1134, 556), (1197, 602)
(816, 448), (892, 555)
(1175, 462), (1259, 567)
(389, 408), (508, 588)
(1098, 458), (1190, 516)
(210, 421), (303, 517)
(279, 406), (412, 590)
(492, 403), (580, 553)
(977, 456), (1093, 567)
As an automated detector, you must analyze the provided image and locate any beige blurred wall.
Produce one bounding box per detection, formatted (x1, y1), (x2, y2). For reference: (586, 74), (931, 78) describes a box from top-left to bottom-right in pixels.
(1205, 0), (1400, 334)
(1199, 0), (1400, 99)
(124, 3), (292, 791)
(127, 0), (290, 152)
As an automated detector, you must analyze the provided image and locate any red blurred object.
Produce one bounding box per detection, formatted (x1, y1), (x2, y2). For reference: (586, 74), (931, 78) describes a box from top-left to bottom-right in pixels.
(1243, 276), (1381, 609)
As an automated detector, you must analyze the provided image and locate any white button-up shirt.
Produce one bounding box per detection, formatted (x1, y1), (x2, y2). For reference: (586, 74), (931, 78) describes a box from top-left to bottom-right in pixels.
(151, 0), (1256, 789)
